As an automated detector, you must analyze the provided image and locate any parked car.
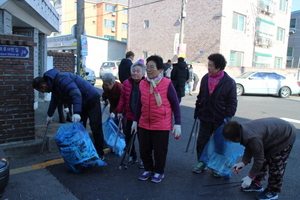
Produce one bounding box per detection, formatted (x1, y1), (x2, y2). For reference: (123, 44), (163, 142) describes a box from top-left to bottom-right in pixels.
(85, 68), (96, 86)
(0, 148), (9, 198)
(99, 61), (120, 80)
(234, 71), (300, 98)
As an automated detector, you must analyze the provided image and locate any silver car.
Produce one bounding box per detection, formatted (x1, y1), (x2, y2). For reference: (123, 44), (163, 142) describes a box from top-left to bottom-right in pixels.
(234, 71), (300, 98)
(99, 61), (120, 80)
(85, 68), (96, 86)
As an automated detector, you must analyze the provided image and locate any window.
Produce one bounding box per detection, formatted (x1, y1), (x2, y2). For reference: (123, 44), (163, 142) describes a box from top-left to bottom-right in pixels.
(92, 21), (95, 25)
(122, 7), (128, 14)
(277, 27), (285, 41)
(287, 47), (293, 56)
(279, 0), (287, 12)
(274, 57), (282, 68)
(105, 4), (115, 12)
(104, 35), (115, 40)
(257, 18), (275, 36)
(290, 18), (296, 28)
(104, 19), (115, 28)
(93, 5), (96, 9)
(143, 51), (148, 59)
(232, 12), (245, 31)
(254, 52), (272, 68)
(144, 20), (149, 28)
(230, 51), (244, 66)
(74, 2), (77, 9)
(122, 23), (128, 30)
(121, 38), (127, 42)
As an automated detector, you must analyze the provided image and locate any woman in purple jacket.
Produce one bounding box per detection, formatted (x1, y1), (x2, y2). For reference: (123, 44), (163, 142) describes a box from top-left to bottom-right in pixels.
(192, 53), (238, 177)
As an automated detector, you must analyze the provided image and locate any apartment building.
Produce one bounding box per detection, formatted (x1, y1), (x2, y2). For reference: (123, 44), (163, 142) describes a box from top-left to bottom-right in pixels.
(52, 0), (128, 41)
(128, 0), (292, 68)
(287, 10), (300, 68)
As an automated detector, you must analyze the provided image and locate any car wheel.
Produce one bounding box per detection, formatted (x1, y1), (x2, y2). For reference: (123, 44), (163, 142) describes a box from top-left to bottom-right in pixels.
(236, 84), (244, 96)
(279, 86), (290, 98)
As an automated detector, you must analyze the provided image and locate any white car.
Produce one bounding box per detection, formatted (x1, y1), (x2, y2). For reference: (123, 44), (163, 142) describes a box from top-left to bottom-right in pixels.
(85, 68), (96, 86)
(99, 61), (120, 80)
(234, 71), (300, 98)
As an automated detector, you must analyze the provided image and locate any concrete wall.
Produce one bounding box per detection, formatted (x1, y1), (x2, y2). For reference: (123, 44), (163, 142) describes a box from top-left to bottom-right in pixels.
(0, 35), (36, 143)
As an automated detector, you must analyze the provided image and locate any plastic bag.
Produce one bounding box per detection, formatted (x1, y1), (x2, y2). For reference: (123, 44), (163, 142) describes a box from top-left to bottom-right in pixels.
(102, 118), (126, 156)
(200, 121), (244, 178)
(55, 122), (107, 173)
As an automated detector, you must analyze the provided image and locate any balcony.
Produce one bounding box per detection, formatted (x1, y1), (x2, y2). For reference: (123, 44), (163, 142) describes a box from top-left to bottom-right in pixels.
(256, 36), (273, 48)
(258, 0), (275, 16)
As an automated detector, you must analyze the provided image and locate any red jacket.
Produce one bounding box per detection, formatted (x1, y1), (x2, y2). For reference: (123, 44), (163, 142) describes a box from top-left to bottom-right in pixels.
(115, 77), (141, 120)
(138, 78), (172, 130)
(102, 81), (122, 113)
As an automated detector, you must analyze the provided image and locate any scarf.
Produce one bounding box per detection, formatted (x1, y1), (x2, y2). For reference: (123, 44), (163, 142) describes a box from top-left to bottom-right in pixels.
(208, 70), (224, 96)
(146, 72), (164, 106)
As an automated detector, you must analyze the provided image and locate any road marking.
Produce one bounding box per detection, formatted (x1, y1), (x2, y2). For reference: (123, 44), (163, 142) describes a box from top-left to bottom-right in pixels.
(280, 117), (300, 124)
(10, 158), (64, 175)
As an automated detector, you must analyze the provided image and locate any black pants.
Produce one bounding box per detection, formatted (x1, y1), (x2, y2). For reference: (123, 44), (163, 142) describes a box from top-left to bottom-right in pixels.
(196, 120), (222, 160)
(81, 96), (104, 156)
(139, 127), (169, 174)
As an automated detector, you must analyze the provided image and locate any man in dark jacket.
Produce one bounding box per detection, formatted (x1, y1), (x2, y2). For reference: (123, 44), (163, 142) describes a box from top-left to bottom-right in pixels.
(223, 118), (296, 200)
(192, 53), (237, 177)
(171, 57), (189, 103)
(32, 68), (105, 157)
(118, 51), (134, 83)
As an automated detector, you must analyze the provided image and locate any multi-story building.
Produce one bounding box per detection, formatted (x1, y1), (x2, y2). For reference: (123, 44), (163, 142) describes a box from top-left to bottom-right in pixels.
(287, 10), (300, 68)
(128, 0), (292, 69)
(52, 0), (128, 41)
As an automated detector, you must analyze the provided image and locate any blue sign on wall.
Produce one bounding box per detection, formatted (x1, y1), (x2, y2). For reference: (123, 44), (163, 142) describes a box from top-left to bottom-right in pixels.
(0, 46), (29, 58)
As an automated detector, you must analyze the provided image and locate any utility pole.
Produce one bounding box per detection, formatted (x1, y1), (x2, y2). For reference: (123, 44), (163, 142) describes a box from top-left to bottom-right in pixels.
(179, 0), (186, 44)
(76, 0), (85, 75)
(178, 0), (187, 58)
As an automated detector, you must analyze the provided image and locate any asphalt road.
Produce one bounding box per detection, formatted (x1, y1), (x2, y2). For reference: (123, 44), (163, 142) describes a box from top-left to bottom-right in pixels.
(3, 91), (300, 200)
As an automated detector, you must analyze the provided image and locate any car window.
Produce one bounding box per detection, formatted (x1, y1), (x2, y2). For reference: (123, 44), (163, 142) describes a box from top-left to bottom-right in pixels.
(250, 73), (265, 80)
(117, 62), (121, 66)
(267, 73), (280, 80)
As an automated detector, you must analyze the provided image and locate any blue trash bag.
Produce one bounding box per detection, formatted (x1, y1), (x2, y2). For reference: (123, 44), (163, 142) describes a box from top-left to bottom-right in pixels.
(55, 122), (107, 173)
(199, 121), (244, 178)
(102, 118), (126, 156)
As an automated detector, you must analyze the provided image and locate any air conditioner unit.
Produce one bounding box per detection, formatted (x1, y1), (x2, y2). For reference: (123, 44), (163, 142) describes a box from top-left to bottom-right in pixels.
(111, 28), (116, 32)
(112, 12), (116, 16)
(289, 28), (296, 34)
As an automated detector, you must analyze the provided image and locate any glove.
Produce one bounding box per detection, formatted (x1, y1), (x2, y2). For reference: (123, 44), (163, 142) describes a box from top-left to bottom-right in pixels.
(117, 113), (123, 119)
(72, 114), (81, 123)
(64, 108), (69, 114)
(241, 176), (253, 188)
(46, 116), (52, 124)
(131, 121), (137, 134)
(172, 124), (181, 139)
(109, 113), (115, 118)
(233, 162), (245, 173)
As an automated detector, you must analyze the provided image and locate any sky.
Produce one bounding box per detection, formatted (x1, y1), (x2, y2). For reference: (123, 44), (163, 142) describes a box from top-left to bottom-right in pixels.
(292, 1), (300, 12)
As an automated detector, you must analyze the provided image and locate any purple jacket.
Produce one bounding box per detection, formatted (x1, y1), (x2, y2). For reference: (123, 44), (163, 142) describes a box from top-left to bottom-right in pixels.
(194, 71), (237, 124)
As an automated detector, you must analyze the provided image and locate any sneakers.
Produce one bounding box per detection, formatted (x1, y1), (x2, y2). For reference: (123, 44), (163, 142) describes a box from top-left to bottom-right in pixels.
(192, 162), (206, 174)
(127, 156), (138, 165)
(256, 188), (278, 200)
(242, 182), (264, 192)
(151, 173), (164, 183)
(138, 171), (153, 181)
(138, 161), (144, 169)
(213, 172), (222, 178)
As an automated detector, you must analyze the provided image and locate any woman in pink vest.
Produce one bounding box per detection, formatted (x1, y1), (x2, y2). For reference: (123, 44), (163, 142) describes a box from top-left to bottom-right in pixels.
(131, 55), (181, 183)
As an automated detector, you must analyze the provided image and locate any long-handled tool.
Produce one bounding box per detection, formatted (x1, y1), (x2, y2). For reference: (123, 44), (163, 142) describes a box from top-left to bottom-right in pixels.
(119, 132), (136, 169)
(40, 122), (50, 154)
(185, 119), (200, 153)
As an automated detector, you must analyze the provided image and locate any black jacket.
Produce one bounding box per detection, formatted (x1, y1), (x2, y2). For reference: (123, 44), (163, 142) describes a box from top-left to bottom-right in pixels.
(194, 72), (237, 124)
(171, 62), (189, 97)
(118, 58), (132, 83)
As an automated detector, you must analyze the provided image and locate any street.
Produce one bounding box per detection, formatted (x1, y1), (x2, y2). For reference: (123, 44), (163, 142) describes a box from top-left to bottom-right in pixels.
(3, 92), (300, 200)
